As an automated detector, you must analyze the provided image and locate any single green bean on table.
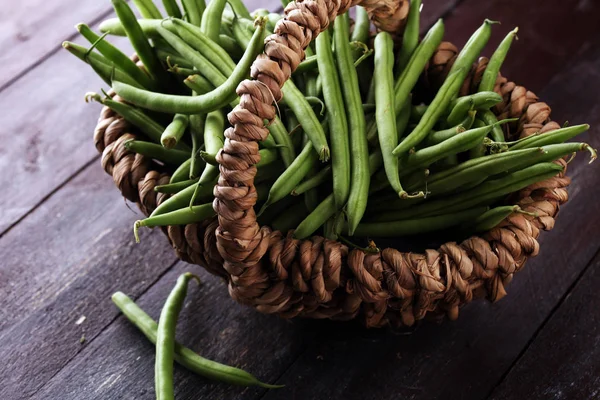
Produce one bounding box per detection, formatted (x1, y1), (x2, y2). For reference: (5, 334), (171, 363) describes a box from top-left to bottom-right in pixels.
(155, 272), (197, 400)
(200, 0), (227, 42)
(125, 140), (191, 165)
(479, 27), (519, 92)
(111, 0), (170, 84)
(76, 23), (157, 90)
(395, 0), (421, 76)
(132, 0), (162, 19)
(111, 292), (282, 388)
(181, 0), (206, 26)
(317, 28), (350, 208)
(155, 178), (199, 194)
(161, 114), (189, 149)
(113, 18), (266, 114)
(334, 13), (370, 234)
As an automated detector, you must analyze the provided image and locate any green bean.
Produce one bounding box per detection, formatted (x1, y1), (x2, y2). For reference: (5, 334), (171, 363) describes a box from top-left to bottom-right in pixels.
(395, 0), (421, 76)
(168, 64), (195, 77)
(63, 42), (144, 89)
(201, 0), (227, 41)
(353, 48), (373, 67)
(251, 8), (270, 17)
(167, 19), (236, 75)
(158, 50), (194, 69)
(292, 165), (331, 195)
(281, 81), (330, 161)
(400, 123), (493, 170)
(510, 124), (590, 150)
(466, 205), (520, 233)
(135, 203), (215, 241)
(189, 111), (206, 179)
(227, 0), (252, 19)
(184, 74), (214, 93)
(156, 272), (198, 400)
(114, 18), (266, 114)
(111, 0), (169, 84)
(259, 141), (319, 214)
(386, 162), (564, 220)
(161, 114), (189, 149)
(294, 55), (318, 75)
(76, 23), (157, 90)
(447, 91), (502, 126)
(479, 27), (519, 92)
(155, 178), (199, 194)
(335, 14), (370, 233)
(157, 25), (228, 87)
(479, 109), (505, 142)
(266, 12), (282, 33)
(424, 110), (476, 146)
(124, 139), (191, 165)
(112, 293), (281, 387)
(293, 194), (336, 239)
(375, 32), (419, 199)
(353, 207), (489, 238)
(199, 150), (217, 166)
(86, 93), (167, 144)
(318, 27), (350, 208)
(393, 19), (444, 116)
(132, 0), (162, 19)
(99, 17), (161, 38)
(350, 6), (370, 45)
(170, 158), (191, 183)
(162, 0), (182, 18)
(190, 109), (224, 204)
(217, 34), (244, 60)
(266, 117), (295, 168)
(182, 0), (206, 26)
(149, 179), (214, 217)
(271, 201), (309, 233)
(393, 67), (465, 156)
(410, 104), (428, 122)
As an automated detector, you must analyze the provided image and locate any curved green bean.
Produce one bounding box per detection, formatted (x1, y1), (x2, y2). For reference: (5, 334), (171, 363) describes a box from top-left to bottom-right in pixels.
(510, 124), (590, 150)
(170, 158), (191, 184)
(479, 27), (519, 92)
(447, 91), (502, 126)
(201, 0), (227, 42)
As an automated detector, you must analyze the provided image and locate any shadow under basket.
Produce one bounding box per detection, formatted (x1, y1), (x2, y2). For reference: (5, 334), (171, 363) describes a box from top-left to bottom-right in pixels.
(93, 0), (569, 328)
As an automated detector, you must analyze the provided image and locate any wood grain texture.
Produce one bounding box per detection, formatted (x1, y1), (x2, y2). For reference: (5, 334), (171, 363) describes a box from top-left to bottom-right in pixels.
(30, 262), (319, 400)
(0, 0), (113, 89)
(489, 253), (600, 400)
(0, 165), (177, 398)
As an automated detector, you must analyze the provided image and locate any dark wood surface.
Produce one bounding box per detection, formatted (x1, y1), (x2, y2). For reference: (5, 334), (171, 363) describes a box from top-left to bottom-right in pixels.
(1, 1), (599, 399)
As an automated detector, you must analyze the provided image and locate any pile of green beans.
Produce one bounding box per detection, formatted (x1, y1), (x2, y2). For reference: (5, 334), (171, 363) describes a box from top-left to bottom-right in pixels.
(68, 1), (595, 246)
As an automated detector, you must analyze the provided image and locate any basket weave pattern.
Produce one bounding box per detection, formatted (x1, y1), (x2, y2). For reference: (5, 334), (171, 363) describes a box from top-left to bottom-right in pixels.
(94, 0), (569, 327)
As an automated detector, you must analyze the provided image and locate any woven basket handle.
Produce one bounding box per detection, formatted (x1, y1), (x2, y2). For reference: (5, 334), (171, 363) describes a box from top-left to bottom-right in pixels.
(213, 0), (409, 267)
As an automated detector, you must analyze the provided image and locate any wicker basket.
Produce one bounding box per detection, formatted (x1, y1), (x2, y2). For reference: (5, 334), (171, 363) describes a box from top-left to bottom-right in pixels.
(93, 0), (569, 328)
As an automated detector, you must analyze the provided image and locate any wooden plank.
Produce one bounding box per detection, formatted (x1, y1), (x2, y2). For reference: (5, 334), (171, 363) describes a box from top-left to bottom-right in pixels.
(29, 262), (318, 400)
(0, 30), (133, 234)
(0, 164), (178, 398)
(488, 253), (600, 400)
(257, 3), (600, 399)
(0, 0), (114, 89)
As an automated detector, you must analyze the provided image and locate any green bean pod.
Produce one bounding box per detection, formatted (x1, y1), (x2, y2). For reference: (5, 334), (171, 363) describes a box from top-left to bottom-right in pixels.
(424, 110), (476, 146)
(76, 23), (157, 90)
(227, 0), (252, 19)
(478, 110), (505, 142)
(99, 17), (161, 37)
(135, 203), (215, 241)
(266, 117), (296, 167)
(161, 114), (189, 149)
(184, 74), (215, 94)
(350, 6), (370, 44)
(155, 178), (199, 194)
(271, 201), (309, 233)
(510, 124), (590, 150)
(112, 293), (281, 387)
(281, 81), (330, 161)
(447, 91), (502, 126)
(189, 111), (206, 179)
(125, 140), (191, 165)
(155, 272), (197, 400)
(353, 207), (489, 238)
(151, 178), (214, 217)
(182, 0), (206, 26)
(393, 67), (465, 156)
(259, 141), (319, 214)
(395, 0), (421, 76)
(467, 205), (520, 233)
(200, 0), (227, 41)
(110, 0), (169, 84)
(170, 158), (191, 184)
(334, 14), (367, 228)
(132, 0), (162, 19)
(190, 110), (224, 205)
(114, 19), (266, 114)
(479, 27), (519, 92)
(293, 194), (337, 240)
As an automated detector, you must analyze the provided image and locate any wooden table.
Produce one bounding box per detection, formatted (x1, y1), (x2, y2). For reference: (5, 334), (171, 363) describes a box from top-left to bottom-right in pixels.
(2, 0), (600, 399)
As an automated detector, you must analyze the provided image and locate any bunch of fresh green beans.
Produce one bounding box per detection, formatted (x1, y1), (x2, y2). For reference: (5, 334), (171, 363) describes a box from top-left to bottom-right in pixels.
(66, 0), (595, 246)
